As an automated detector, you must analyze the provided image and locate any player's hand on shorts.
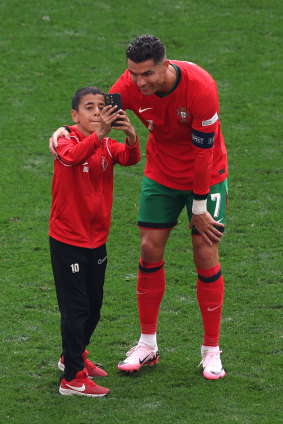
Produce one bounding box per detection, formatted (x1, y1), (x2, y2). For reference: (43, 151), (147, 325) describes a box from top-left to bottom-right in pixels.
(49, 127), (71, 159)
(189, 212), (224, 246)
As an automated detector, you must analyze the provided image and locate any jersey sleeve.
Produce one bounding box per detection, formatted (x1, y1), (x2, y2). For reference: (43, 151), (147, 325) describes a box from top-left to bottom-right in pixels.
(191, 83), (219, 198)
(107, 136), (140, 167)
(109, 71), (132, 111)
(56, 132), (100, 165)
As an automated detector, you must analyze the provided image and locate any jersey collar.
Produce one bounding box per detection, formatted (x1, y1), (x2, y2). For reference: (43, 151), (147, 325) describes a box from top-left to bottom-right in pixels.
(155, 63), (181, 98)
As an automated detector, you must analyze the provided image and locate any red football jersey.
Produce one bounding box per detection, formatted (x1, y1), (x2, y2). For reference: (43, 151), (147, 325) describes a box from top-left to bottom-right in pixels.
(49, 126), (140, 248)
(109, 60), (227, 195)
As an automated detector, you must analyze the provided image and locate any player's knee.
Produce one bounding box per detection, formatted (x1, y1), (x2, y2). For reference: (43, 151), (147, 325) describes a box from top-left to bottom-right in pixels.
(193, 243), (219, 269)
(140, 238), (163, 262)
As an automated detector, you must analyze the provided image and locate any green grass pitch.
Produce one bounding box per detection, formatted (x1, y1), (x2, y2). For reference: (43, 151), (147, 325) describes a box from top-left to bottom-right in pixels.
(0, 0), (282, 423)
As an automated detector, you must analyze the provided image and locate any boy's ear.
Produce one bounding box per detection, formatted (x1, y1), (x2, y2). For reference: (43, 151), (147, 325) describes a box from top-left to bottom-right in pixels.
(71, 109), (79, 123)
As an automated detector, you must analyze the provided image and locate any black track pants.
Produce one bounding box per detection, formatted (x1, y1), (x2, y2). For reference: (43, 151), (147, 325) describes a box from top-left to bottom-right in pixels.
(49, 237), (107, 381)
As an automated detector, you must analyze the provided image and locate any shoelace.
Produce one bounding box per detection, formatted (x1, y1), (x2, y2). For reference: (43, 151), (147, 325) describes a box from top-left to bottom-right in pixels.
(76, 369), (90, 380)
(83, 352), (103, 369)
(85, 358), (97, 368)
(199, 350), (222, 369)
(77, 370), (98, 386)
(126, 345), (141, 357)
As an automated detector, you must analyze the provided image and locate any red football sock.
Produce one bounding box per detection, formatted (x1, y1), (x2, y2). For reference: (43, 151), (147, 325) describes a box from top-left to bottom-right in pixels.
(196, 263), (224, 347)
(137, 259), (165, 334)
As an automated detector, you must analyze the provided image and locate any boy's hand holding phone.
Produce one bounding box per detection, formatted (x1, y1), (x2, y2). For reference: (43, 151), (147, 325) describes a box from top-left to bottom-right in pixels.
(102, 93), (137, 146)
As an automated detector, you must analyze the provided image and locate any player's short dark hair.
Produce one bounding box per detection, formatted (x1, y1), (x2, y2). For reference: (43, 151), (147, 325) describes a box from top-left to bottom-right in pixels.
(126, 35), (166, 64)
(72, 86), (105, 111)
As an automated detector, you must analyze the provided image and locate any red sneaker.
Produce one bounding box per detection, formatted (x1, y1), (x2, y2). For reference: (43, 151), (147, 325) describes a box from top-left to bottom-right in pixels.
(59, 369), (109, 397)
(83, 350), (108, 377)
(58, 350), (108, 377)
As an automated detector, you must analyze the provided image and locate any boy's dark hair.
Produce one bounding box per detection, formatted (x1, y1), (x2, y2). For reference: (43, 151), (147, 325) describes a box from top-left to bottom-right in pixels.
(126, 34), (166, 64)
(72, 86), (105, 111)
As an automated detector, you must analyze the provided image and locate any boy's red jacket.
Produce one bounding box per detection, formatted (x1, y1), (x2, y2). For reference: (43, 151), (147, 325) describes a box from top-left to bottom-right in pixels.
(49, 126), (140, 248)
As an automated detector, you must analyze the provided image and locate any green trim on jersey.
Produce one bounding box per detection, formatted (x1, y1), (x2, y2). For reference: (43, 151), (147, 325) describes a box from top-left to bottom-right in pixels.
(138, 176), (228, 233)
(155, 64), (181, 98)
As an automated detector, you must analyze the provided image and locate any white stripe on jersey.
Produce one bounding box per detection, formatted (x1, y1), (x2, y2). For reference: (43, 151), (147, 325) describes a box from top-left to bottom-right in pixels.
(105, 137), (113, 159)
(202, 112), (218, 127)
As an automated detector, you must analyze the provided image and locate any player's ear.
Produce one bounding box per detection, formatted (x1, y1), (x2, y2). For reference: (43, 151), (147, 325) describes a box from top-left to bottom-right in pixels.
(71, 109), (79, 123)
(164, 59), (170, 69)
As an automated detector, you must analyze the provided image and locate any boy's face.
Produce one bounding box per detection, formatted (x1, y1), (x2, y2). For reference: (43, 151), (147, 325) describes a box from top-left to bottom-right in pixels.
(71, 93), (105, 136)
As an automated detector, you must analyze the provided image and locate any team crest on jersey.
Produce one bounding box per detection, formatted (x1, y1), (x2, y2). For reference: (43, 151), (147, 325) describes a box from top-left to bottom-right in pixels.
(101, 156), (108, 172)
(82, 162), (89, 173)
(177, 106), (190, 122)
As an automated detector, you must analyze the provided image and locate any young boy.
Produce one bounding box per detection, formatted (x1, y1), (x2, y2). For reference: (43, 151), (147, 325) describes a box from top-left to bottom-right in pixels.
(49, 86), (140, 397)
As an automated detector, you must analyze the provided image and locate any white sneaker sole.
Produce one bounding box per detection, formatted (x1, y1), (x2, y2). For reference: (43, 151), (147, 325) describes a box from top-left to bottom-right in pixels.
(58, 360), (64, 372)
(59, 387), (108, 397)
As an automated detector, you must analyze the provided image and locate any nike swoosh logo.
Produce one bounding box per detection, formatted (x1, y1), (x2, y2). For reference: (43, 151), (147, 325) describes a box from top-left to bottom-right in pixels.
(66, 383), (86, 392)
(207, 304), (222, 312)
(215, 218), (223, 223)
(98, 256), (107, 265)
(139, 107), (153, 113)
(211, 369), (224, 375)
(139, 354), (151, 365)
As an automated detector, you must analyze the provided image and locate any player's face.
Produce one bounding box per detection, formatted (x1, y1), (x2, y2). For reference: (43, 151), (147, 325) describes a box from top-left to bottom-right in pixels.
(127, 58), (168, 95)
(71, 94), (105, 136)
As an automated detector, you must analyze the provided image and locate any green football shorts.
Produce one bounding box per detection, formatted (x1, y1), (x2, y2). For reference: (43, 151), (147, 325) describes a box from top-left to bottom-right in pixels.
(138, 176), (228, 233)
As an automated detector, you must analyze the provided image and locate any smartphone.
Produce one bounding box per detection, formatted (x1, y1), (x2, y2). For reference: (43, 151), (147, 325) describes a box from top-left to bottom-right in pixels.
(104, 93), (123, 127)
